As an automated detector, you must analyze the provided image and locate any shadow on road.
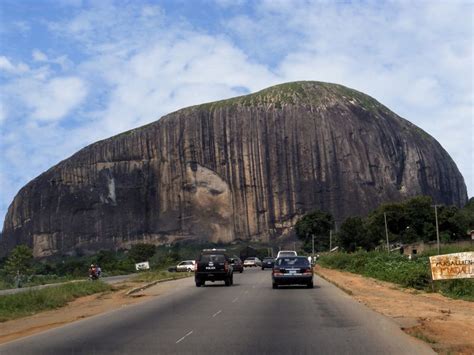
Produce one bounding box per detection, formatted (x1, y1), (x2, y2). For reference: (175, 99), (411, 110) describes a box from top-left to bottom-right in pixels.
(273, 285), (320, 290)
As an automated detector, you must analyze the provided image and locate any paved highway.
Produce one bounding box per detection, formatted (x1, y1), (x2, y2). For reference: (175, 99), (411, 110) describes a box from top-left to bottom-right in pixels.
(0, 268), (434, 354)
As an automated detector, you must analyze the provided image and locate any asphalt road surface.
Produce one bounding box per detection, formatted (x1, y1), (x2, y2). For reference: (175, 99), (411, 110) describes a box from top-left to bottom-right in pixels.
(0, 268), (434, 354)
(0, 274), (136, 296)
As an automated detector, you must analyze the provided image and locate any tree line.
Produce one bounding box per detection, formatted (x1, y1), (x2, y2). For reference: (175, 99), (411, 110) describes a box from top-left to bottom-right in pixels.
(295, 196), (474, 252)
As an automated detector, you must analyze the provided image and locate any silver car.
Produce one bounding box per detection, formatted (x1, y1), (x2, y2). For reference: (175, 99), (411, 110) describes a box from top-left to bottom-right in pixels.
(176, 260), (196, 272)
(243, 257), (262, 267)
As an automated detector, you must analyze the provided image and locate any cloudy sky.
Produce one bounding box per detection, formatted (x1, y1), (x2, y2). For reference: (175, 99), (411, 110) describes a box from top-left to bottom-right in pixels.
(0, 0), (473, 224)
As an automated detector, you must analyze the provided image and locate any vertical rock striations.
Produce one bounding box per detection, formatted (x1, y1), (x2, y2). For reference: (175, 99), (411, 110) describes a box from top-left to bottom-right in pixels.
(0, 82), (467, 256)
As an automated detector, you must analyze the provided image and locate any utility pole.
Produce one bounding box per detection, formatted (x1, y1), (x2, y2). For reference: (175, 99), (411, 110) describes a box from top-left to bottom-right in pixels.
(384, 212), (390, 252)
(434, 205), (440, 255)
(329, 230), (332, 252)
(312, 235), (315, 264)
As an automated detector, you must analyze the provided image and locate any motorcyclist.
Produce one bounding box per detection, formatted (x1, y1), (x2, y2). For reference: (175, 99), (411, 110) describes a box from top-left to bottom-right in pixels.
(89, 264), (98, 280)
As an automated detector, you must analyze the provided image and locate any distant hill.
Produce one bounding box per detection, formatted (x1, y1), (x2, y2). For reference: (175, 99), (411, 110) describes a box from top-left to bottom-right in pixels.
(0, 81), (467, 257)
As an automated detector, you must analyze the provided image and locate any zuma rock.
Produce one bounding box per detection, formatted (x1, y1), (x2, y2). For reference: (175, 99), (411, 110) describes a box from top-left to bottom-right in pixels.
(0, 82), (467, 257)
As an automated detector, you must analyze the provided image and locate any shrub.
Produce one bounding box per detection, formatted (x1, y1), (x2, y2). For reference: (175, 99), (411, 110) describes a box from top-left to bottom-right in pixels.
(318, 249), (472, 301)
(0, 281), (112, 322)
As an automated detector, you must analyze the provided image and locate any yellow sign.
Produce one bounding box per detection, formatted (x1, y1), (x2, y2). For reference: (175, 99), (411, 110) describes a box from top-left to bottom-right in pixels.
(429, 252), (474, 280)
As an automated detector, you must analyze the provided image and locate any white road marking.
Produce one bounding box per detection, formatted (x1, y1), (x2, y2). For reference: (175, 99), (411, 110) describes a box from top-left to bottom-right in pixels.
(232, 297), (239, 303)
(176, 330), (193, 344)
(212, 310), (222, 318)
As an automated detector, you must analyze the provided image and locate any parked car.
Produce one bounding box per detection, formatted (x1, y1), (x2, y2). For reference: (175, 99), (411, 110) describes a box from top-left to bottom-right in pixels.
(195, 249), (233, 287)
(276, 250), (297, 258)
(243, 257), (262, 267)
(176, 260), (196, 272)
(230, 256), (244, 273)
(272, 256), (313, 289)
(261, 257), (275, 270)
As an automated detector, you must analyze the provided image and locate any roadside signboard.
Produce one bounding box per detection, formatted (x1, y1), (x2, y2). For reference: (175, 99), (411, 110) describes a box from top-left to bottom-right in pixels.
(135, 261), (150, 271)
(429, 252), (474, 280)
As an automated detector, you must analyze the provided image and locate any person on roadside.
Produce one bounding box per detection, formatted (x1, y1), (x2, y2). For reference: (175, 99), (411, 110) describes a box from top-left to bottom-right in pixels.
(89, 264), (98, 280)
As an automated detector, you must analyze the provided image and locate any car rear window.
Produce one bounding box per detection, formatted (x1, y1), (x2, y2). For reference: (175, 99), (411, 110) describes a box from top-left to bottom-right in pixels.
(276, 257), (309, 267)
(200, 254), (226, 263)
(279, 252), (296, 257)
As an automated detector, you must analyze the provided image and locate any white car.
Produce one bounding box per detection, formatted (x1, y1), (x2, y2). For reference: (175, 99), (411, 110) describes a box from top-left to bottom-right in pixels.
(276, 250), (298, 258)
(243, 257), (262, 267)
(176, 260), (196, 272)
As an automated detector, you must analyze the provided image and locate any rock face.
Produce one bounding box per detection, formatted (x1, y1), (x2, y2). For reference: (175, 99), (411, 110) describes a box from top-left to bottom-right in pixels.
(0, 82), (467, 257)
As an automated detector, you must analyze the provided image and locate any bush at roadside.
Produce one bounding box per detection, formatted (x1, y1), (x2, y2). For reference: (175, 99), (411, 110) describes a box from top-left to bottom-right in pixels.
(0, 281), (112, 322)
(318, 247), (473, 301)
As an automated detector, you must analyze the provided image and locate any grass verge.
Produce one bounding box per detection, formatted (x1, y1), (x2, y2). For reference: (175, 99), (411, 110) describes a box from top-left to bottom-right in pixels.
(0, 275), (81, 291)
(132, 270), (193, 283)
(0, 281), (112, 322)
(318, 247), (474, 301)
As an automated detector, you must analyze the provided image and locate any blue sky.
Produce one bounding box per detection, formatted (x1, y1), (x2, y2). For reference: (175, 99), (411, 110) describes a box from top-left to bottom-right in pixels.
(0, 0), (473, 225)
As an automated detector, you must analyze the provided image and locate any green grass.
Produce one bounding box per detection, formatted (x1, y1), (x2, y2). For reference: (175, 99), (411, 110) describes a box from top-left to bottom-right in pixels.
(319, 246), (474, 301)
(131, 270), (193, 283)
(408, 329), (436, 344)
(0, 275), (80, 291)
(0, 281), (112, 322)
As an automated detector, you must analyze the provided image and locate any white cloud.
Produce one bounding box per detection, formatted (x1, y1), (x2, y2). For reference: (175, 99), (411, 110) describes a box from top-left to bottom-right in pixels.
(32, 49), (48, 62)
(27, 77), (88, 121)
(0, 56), (29, 74)
(4, 73), (88, 123)
(0, 101), (6, 123)
(214, 0), (247, 8)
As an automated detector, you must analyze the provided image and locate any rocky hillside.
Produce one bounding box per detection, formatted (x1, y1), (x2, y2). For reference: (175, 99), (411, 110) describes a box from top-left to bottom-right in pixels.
(0, 81), (467, 257)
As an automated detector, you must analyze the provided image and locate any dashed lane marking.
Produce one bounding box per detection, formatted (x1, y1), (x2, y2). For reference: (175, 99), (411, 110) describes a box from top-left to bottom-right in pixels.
(232, 297), (239, 303)
(176, 331), (193, 344)
(212, 310), (222, 317)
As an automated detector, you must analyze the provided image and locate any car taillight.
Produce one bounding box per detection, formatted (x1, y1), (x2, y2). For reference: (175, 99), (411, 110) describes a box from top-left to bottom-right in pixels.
(303, 268), (313, 275)
(272, 267), (282, 276)
(195, 261), (199, 272)
(224, 262), (228, 272)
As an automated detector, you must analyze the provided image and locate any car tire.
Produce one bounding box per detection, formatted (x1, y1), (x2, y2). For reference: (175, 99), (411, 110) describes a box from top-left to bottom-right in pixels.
(230, 276), (234, 285)
(272, 282), (278, 289)
(225, 277), (231, 286)
(261, 267), (264, 270)
(240, 269), (243, 273)
(195, 280), (202, 287)
(307, 282), (314, 289)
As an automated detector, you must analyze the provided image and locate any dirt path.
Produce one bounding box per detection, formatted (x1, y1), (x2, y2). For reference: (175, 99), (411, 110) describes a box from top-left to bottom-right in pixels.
(315, 265), (474, 355)
(0, 277), (191, 345)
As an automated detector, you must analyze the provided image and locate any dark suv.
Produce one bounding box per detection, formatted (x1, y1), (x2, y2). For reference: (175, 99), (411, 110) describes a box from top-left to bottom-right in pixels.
(195, 249), (233, 287)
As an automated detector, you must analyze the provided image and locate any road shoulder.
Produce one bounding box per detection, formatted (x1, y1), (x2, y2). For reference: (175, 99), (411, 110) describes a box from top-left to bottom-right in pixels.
(315, 265), (474, 355)
(0, 276), (193, 345)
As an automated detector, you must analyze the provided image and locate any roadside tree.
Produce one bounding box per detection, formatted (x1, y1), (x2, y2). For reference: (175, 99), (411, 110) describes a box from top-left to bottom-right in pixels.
(4, 245), (34, 286)
(295, 210), (334, 252)
(338, 217), (369, 251)
(128, 243), (156, 263)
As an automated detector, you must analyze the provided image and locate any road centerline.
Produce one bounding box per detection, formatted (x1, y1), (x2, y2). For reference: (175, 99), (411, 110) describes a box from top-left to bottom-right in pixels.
(175, 330), (193, 344)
